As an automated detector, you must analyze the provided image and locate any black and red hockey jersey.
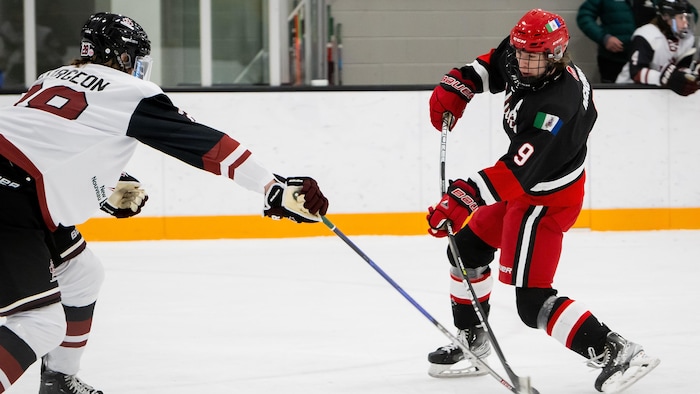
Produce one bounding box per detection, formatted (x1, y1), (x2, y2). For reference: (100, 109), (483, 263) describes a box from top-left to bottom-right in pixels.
(456, 37), (597, 207)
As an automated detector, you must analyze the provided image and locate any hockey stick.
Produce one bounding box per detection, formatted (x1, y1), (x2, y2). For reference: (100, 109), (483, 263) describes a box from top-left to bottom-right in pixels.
(439, 113), (538, 394)
(320, 215), (523, 394)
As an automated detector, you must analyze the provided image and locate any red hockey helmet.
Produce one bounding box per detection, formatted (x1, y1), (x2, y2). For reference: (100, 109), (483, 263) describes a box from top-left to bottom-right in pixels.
(510, 9), (569, 61)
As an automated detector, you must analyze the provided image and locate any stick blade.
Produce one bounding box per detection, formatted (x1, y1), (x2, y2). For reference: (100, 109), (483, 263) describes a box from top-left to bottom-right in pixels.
(515, 376), (541, 394)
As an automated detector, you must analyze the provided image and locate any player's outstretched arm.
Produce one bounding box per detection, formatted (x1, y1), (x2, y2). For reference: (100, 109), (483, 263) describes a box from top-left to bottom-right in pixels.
(263, 175), (329, 223)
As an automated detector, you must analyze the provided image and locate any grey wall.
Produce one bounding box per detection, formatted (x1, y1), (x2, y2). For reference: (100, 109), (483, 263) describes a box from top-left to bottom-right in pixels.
(328, 0), (600, 85)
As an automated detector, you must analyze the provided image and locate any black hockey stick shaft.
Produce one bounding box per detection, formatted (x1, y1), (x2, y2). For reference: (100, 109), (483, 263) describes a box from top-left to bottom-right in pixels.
(440, 114), (538, 394)
(320, 215), (521, 394)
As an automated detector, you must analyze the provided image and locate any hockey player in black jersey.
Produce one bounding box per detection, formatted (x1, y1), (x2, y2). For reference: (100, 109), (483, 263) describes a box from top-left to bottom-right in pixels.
(426, 9), (659, 393)
(0, 12), (328, 394)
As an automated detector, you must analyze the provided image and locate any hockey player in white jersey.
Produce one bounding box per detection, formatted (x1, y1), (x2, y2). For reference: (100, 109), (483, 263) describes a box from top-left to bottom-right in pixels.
(616, 0), (700, 95)
(0, 12), (328, 394)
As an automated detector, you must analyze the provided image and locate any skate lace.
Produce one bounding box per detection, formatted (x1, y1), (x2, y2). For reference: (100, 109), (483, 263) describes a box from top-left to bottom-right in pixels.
(585, 346), (610, 369)
(439, 342), (460, 352)
(64, 375), (101, 394)
(439, 329), (475, 352)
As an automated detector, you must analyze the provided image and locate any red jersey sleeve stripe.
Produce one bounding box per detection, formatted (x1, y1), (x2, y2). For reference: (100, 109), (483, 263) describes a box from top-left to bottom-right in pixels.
(227, 149), (252, 179)
(476, 48), (495, 65)
(201, 136), (241, 175)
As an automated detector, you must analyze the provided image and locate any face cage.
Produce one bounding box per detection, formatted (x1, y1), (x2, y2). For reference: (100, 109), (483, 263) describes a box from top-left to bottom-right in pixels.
(505, 46), (557, 91)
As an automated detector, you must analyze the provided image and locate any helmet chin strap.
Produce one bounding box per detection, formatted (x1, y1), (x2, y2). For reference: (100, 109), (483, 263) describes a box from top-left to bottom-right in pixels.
(519, 66), (558, 91)
(508, 49), (559, 91)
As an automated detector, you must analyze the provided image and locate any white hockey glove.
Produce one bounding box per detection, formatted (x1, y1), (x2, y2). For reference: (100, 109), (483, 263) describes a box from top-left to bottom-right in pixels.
(263, 175), (328, 223)
(100, 172), (149, 218)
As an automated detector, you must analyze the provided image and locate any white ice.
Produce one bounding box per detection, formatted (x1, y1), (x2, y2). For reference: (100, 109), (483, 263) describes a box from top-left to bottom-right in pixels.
(5, 229), (700, 393)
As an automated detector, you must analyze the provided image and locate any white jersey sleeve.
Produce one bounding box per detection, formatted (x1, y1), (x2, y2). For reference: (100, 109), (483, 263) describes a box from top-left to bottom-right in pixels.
(0, 64), (273, 229)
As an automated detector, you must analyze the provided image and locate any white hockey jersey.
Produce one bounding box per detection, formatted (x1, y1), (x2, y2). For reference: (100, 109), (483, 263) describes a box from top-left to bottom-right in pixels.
(0, 64), (273, 229)
(616, 23), (696, 85)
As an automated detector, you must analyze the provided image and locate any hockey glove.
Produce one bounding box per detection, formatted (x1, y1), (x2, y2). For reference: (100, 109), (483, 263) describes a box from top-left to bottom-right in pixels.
(263, 175), (329, 223)
(429, 68), (476, 131)
(100, 172), (148, 218)
(660, 63), (700, 96)
(427, 179), (483, 238)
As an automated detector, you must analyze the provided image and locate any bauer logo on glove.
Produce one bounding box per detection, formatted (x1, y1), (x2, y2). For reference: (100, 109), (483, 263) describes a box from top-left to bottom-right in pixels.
(426, 179), (484, 237)
(450, 187), (480, 212)
(429, 68), (476, 131)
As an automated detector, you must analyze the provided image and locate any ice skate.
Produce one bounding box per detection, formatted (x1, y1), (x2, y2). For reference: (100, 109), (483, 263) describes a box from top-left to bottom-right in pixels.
(427, 325), (491, 378)
(40, 361), (103, 394)
(588, 332), (660, 393)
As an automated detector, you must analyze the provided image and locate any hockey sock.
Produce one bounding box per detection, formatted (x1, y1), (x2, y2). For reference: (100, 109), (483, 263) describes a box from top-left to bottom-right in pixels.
(539, 296), (609, 357)
(43, 302), (96, 375)
(449, 266), (492, 328)
(0, 326), (37, 393)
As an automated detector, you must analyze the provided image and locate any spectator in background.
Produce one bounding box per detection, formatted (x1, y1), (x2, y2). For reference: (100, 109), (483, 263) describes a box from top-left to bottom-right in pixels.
(577, 0), (646, 83)
(616, 0), (700, 96)
(0, 0), (66, 90)
(0, 3), (25, 88)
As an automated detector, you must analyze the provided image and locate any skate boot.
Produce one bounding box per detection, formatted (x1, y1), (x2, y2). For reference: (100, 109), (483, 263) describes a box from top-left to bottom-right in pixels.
(40, 361), (103, 394)
(427, 325), (491, 378)
(589, 332), (660, 393)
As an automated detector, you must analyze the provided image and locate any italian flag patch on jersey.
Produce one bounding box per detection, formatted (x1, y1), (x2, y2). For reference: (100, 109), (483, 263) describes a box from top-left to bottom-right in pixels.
(534, 112), (563, 135)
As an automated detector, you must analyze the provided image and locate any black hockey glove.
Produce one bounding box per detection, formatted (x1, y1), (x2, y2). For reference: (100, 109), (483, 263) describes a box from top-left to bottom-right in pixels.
(263, 175), (328, 223)
(661, 63), (700, 96)
(100, 172), (148, 218)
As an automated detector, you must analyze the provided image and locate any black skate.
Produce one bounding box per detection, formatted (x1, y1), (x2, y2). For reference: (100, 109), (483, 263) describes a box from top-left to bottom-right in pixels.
(588, 332), (660, 393)
(40, 366), (103, 394)
(427, 325), (491, 378)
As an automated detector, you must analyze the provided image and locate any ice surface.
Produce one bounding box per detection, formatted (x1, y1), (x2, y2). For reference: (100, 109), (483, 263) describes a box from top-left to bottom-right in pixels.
(5, 229), (699, 393)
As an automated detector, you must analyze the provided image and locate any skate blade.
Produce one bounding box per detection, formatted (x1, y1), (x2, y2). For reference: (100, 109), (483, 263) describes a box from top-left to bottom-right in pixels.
(602, 352), (661, 393)
(428, 360), (490, 378)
